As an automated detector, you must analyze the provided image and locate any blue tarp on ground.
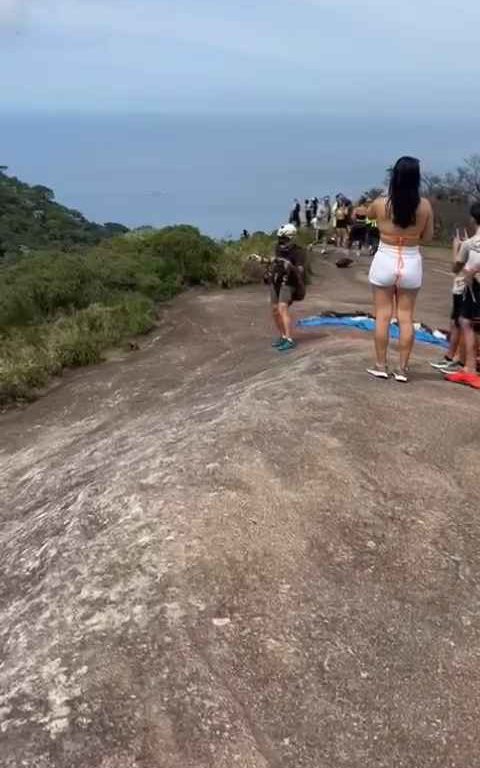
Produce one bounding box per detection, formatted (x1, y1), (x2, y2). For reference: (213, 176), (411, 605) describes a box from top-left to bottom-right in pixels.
(298, 315), (449, 348)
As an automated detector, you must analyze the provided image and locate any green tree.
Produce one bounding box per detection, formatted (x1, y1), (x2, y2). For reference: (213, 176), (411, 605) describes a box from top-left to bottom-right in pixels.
(362, 187), (384, 201)
(456, 154), (480, 200)
(0, 169), (130, 256)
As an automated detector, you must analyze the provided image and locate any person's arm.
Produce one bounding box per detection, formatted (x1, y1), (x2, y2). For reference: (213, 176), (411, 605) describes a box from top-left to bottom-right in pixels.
(420, 199), (434, 244)
(453, 240), (469, 274)
(367, 200), (377, 220)
(452, 232), (463, 263)
(466, 266), (480, 285)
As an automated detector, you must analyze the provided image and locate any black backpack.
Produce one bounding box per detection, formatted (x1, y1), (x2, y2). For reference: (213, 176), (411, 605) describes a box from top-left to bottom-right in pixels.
(292, 276), (306, 302)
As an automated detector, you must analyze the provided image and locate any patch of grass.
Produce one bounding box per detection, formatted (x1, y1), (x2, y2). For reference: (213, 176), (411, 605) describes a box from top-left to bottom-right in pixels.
(215, 232), (275, 288)
(0, 295), (155, 404)
(0, 223), (314, 404)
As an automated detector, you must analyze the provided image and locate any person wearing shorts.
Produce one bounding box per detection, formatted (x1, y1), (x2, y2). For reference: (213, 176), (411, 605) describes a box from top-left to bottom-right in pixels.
(270, 282), (294, 306)
(335, 199), (349, 248)
(269, 224), (306, 352)
(366, 157), (434, 382)
(348, 197), (369, 253)
(445, 203), (480, 387)
(429, 271), (466, 374)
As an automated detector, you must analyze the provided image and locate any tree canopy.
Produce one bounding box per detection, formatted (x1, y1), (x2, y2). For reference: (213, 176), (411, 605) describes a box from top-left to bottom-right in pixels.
(0, 167), (129, 258)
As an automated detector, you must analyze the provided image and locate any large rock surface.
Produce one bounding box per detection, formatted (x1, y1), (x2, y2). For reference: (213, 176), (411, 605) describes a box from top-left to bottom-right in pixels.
(1, 249), (479, 767)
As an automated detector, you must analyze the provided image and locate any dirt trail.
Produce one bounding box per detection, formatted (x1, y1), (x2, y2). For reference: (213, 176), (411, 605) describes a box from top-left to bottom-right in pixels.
(1, 249), (479, 768)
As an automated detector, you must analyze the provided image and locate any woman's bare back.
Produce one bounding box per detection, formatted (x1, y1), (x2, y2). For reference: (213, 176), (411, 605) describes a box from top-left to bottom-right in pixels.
(368, 197), (434, 245)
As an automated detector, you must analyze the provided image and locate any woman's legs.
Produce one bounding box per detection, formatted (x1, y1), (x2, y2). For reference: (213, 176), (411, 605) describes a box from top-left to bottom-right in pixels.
(272, 304), (285, 336)
(396, 288), (419, 371)
(460, 317), (477, 373)
(447, 320), (462, 362)
(278, 302), (293, 340)
(372, 286), (395, 369)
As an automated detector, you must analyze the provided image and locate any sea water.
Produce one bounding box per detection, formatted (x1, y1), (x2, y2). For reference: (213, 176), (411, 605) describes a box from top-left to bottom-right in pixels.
(2, 112), (479, 238)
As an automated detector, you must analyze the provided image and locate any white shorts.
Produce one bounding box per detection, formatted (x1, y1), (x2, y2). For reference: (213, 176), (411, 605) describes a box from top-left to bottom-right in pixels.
(369, 241), (423, 291)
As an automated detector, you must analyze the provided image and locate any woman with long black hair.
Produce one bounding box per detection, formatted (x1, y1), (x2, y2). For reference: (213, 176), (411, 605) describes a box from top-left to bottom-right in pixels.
(367, 157), (434, 382)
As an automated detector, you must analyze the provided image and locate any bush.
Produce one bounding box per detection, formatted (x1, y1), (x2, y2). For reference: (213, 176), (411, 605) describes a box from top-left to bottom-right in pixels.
(0, 295), (155, 403)
(215, 232), (275, 288)
(0, 224), (309, 404)
(143, 225), (222, 285)
(0, 224), (221, 331)
(0, 224), (231, 403)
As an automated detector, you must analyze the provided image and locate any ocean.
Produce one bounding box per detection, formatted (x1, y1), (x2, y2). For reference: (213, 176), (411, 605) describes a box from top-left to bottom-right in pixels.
(2, 112), (479, 238)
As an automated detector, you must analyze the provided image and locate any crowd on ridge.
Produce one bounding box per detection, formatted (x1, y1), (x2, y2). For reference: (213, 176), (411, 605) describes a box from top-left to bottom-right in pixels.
(265, 157), (480, 388)
(289, 194), (380, 255)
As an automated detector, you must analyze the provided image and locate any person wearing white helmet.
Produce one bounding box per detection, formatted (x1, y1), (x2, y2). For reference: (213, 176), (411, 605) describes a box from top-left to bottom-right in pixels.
(268, 223), (306, 351)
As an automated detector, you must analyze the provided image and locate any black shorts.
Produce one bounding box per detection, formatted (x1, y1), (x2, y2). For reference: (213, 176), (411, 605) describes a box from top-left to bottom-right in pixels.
(336, 220), (348, 229)
(451, 293), (464, 324)
(350, 224), (367, 245)
(461, 282), (480, 322)
(270, 284), (293, 305)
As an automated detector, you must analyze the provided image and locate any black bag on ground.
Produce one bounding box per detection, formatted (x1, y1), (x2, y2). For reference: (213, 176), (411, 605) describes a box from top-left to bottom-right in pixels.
(336, 257), (354, 269)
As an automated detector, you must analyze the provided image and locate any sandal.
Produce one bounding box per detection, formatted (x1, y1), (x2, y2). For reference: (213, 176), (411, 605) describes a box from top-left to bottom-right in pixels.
(393, 369), (409, 383)
(367, 366), (389, 380)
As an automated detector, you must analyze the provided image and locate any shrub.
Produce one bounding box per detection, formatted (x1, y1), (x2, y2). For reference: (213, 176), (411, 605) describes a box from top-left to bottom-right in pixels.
(215, 232), (275, 288)
(0, 224), (225, 403)
(0, 295), (155, 403)
(0, 224), (215, 330)
(0, 251), (96, 327)
(0, 224), (311, 403)
(143, 225), (222, 285)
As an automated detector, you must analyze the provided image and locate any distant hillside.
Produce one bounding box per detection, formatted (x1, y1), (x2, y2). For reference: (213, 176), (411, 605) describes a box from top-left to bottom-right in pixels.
(0, 166), (129, 257)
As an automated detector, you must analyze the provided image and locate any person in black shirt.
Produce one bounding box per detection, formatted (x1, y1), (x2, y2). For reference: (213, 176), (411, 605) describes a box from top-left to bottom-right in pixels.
(269, 224), (306, 351)
(289, 199), (301, 228)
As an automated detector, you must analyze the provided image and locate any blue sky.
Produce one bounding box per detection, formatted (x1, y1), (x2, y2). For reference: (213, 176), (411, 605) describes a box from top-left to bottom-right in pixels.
(1, 0), (479, 114)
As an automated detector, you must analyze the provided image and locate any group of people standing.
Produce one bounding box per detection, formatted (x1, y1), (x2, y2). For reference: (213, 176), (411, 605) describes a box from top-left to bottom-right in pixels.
(289, 194), (380, 255)
(289, 197), (329, 229)
(270, 156), (480, 386)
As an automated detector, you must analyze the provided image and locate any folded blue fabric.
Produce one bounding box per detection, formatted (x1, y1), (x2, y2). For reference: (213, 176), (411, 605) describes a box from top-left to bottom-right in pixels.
(298, 315), (449, 348)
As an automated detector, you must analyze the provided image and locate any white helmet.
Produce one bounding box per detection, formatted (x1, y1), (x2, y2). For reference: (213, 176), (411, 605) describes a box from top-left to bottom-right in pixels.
(277, 223), (297, 239)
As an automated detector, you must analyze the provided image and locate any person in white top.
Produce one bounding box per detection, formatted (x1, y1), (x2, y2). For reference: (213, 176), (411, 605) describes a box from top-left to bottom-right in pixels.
(445, 202), (480, 387)
(429, 235), (468, 374)
(312, 196), (331, 253)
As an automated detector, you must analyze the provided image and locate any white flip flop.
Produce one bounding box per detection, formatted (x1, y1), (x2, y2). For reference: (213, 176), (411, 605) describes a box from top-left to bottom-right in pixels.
(392, 370), (409, 383)
(367, 367), (389, 380)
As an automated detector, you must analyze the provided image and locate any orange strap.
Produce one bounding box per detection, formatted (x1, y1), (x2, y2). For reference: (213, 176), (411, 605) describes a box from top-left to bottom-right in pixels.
(395, 237), (405, 286)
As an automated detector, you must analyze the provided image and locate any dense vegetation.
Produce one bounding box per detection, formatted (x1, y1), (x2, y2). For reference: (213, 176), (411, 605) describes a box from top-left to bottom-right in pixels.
(0, 165), (292, 404)
(0, 225), (286, 404)
(422, 155), (480, 241)
(0, 166), (128, 257)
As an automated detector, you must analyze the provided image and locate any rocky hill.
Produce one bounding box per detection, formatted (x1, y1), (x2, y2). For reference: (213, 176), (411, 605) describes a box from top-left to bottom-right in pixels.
(1, 252), (479, 768)
(0, 166), (129, 257)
